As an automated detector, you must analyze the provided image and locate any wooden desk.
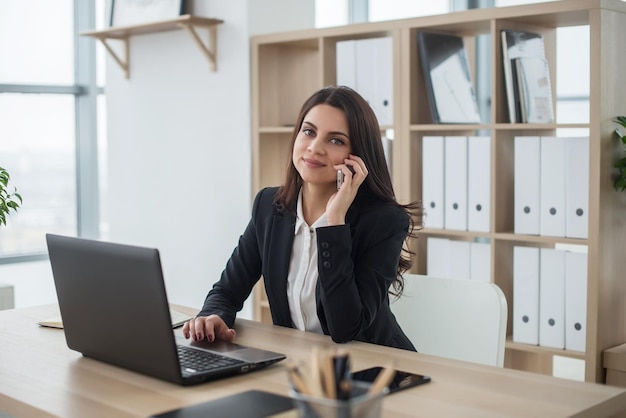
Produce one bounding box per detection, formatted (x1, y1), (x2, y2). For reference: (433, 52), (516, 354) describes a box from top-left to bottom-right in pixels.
(1, 304), (626, 418)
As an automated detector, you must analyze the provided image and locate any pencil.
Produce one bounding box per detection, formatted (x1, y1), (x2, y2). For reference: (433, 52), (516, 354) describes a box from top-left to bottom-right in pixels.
(287, 364), (311, 396)
(310, 347), (324, 394)
(322, 349), (337, 399)
(333, 350), (351, 400)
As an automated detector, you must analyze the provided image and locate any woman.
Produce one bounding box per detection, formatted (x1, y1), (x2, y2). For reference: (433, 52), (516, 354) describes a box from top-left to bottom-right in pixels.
(183, 85), (422, 351)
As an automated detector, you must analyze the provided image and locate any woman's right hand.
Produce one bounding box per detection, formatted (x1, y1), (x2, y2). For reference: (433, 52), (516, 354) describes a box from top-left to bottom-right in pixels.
(182, 314), (236, 343)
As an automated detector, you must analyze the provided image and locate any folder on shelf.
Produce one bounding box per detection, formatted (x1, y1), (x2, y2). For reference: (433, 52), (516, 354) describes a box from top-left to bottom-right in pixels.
(565, 137), (590, 239)
(540, 136), (567, 237)
(422, 136), (445, 229)
(417, 32), (481, 124)
(513, 246), (540, 345)
(539, 248), (566, 349)
(336, 37), (393, 126)
(470, 241), (491, 282)
(501, 29), (547, 123)
(467, 135), (491, 232)
(513, 56), (554, 124)
(336, 39), (357, 88)
(427, 237), (451, 278)
(514, 136), (541, 235)
(448, 240), (471, 280)
(355, 37), (393, 126)
(444, 136), (468, 230)
(565, 251), (588, 352)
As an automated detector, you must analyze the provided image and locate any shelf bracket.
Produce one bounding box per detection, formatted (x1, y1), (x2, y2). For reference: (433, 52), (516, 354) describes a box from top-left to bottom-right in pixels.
(179, 23), (218, 71)
(96, 37), (130, 79)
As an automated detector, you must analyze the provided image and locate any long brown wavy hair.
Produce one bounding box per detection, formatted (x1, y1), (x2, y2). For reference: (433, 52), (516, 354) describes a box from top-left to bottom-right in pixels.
(274, 85), (423, 296)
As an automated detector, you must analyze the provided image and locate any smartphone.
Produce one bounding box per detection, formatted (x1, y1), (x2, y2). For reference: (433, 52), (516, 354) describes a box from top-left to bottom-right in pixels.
(350, 366), (431, 394)
(336, 166), (355, 190)
(337, 170), (345, 190)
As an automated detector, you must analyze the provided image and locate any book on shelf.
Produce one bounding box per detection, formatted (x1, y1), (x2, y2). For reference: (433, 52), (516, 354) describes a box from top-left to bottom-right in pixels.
(501, 29), (551, 123)
(417, 32), (481, 124)
(513, 56), (554, 124)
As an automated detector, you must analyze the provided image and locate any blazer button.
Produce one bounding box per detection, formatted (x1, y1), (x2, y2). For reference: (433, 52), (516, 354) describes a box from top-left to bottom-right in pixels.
(321, 242), (329, 249)
(323, 261), (331, 269)
(322, 251), (330, 258)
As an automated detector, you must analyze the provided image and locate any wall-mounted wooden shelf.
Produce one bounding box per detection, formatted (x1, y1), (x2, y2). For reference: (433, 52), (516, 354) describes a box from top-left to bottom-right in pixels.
(81, 15), (224, 78)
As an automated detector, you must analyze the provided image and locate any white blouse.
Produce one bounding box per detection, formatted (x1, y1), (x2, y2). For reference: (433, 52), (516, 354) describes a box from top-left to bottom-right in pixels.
(286, 190), (327, 334)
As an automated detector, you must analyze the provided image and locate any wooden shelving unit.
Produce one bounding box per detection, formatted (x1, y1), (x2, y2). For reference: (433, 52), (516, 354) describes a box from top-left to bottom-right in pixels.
(81, 15), (224, 78)
(250, 0), (626, 383)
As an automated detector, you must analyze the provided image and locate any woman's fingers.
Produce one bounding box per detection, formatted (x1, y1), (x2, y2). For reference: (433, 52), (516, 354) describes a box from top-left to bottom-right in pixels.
(182, 315), (234, 342)
(343, 154), (368, 186)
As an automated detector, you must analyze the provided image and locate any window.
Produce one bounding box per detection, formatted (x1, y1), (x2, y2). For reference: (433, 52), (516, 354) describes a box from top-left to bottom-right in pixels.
(0, 0), (106, 261)
(369, 0), (449, 21)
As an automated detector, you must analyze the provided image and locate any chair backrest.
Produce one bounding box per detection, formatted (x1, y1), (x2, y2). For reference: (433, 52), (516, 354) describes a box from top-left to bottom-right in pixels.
(391, 274), (508, 367)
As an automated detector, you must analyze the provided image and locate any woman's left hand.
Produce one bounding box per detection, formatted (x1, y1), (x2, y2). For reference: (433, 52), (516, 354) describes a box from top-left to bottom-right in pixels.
(327, 154), (368, 225)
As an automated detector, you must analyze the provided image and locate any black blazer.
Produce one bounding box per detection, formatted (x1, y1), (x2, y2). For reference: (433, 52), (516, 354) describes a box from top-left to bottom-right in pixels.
(199, 186), (416, 352)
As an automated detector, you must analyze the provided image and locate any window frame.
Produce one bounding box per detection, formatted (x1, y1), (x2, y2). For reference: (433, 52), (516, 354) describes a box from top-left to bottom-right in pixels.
(0, 1), (102, 264)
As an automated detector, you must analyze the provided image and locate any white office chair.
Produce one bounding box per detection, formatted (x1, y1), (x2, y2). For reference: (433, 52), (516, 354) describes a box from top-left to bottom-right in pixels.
(391, 274), (508, 367)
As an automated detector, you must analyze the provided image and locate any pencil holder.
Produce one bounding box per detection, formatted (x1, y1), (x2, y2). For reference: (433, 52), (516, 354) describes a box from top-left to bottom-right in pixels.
(290, 381), (387, 418)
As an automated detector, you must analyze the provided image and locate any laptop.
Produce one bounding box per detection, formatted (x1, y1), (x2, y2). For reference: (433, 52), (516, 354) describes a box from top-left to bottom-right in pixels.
(45, 233), (286, 386)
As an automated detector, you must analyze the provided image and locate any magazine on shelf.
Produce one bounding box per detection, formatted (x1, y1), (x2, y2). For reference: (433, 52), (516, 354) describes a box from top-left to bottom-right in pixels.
(501, 29), (550, 123)
(513, 56), (554, 123)
(417, 31), (481, 124)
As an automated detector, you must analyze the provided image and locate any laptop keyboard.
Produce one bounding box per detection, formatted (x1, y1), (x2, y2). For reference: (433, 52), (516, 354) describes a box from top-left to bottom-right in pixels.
(177, 345), (245, 372)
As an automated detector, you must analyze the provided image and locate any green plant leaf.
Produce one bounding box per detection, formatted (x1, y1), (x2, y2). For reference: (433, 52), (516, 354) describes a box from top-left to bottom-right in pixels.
(0, 166), (21, 226)
(615, 115), (626, 125)
(615, 156), (626, 170)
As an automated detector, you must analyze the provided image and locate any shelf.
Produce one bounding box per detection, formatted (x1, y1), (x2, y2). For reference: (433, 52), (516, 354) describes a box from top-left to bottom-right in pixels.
(81, 15), (224, 78)
(419, 229), (589, 246)
(250, 0), (626, 383)
(505, 339), (586, 361)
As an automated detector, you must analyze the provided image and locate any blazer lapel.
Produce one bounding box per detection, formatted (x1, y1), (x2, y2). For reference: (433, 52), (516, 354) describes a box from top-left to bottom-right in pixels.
(264, 209), (295, 327)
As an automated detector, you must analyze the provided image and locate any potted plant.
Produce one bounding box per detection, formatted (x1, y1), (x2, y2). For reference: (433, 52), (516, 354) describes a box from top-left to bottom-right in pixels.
(614, 116), (626, 191)
(0, 166), (22, 227)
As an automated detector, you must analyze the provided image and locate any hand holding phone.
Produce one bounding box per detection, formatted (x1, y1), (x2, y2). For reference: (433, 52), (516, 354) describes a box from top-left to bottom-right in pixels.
(350, 366), (431, 394)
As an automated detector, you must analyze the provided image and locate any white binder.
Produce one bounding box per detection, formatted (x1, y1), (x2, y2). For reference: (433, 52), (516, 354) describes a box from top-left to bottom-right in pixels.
(470, 241), (491, 282)
(427, 237), (450, 278)
(539, 248), (565, 349)
(565, 137), (589, 239)
(336, 40), (356, 89)
(448, 240), (471, 280)
(444, 136), (468, 230)
(565, 251), (588, 352)
(467, 136), (491, 232)
(540, 137), (567, 237)
(513, 246), (540, 345)
(355, 37), (393, 126)
(514, 136), (541, 235)
(337, 38), (393, 126)
(422, 136), (445, 229)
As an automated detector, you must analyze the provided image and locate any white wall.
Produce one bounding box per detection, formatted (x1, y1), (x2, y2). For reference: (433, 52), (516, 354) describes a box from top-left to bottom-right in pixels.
(104, 0), (315, 318)
(0, 0), (315, 313)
